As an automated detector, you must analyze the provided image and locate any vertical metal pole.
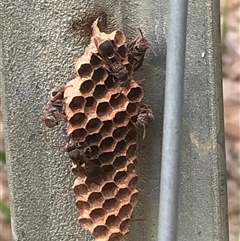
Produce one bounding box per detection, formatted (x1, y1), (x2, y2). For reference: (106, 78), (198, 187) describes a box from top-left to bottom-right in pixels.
(158, 0), (188, 240)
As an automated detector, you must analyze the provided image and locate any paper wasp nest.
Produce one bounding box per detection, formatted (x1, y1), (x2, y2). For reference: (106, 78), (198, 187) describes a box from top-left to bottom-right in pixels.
(42, 17), (153, 241)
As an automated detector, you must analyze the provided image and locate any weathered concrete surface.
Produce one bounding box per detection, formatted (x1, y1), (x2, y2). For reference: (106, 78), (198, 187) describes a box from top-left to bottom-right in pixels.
(0, 0), (228, 240)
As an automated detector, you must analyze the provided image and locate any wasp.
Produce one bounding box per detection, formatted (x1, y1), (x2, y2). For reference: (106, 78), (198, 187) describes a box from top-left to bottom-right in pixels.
(109, 60), (132, 86)
(92, 18), (134, 91)
(127, 28), (156, 72)
(41, 85), (66, 128)
(92, 42), (132, 89)
(64, 139), (85, 164)
(136, 105), (154, 139)
(65, 139), (106, 184)
(92, 28), (131, 85)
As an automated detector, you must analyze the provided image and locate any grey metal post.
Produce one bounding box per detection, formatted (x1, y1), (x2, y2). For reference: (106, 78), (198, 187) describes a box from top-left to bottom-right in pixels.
(158, 0), (188, 240)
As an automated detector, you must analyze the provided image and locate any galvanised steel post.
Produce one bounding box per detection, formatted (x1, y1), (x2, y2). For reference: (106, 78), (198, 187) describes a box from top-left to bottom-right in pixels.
(158, 0), (188, 240)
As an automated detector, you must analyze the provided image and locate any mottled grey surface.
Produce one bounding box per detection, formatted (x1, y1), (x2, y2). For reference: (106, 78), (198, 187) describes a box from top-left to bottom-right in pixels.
(0, 0), (228, 241)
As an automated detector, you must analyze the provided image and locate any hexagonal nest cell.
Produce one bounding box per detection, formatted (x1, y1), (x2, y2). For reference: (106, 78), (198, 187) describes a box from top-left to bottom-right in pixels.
(92, 67), (108, 83)
(77, 63), (93, 78)
(79, 79), (95, 95)
(69, 96), (86, 111)
(58, 17), (153, 241)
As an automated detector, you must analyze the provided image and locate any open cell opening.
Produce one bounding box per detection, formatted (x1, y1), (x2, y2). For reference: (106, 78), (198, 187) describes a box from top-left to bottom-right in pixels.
(127, 86), (143, 102)
(77, 63), (93, 78)
(69, 113), (87, 126)
(86, 118), (102, 133)
(79, 218), (93, 228)
(99, 152), (115, 164)
(127, 144), (137, 159)
(110, 93), (126, 109)
(93, 85), (107, 100)
(92, 67), (107, 82)
(113, 156), (127, 168)
(127, 163), (136, 175)
(85, 133), (102, 146)
(100, 137), (115, 152)
(90, 53), (102, 67)
(118, 204), (132, 219)
(79, 79), (95, 94)
(105, 215), (121, 229)
(88, 192), (104, 206)
(114, 171), (128, 184)
(126, 120), (135, 130)
(102, 164), (114, 173)
(90, 208), (105, 222)
(72, 165), (86, 177)
(76, 201), (90, 213)
(128, 176), (138, 191)
(84, 96), (97, 111)
(73, 184), (88, 196)
(93, 225), (109, 239)
(100, 120), (113, 136)
(71, 128), (87, 140)
(125, 129), (136, 143)
(97, 102), (112, 117)
(113, 111), (128, 126)
(120, 219), (131, 233)
(126, 103), (138, 116)
(101, 182), (117, 198)
(102, 198), (118, 211)
(131, 116), (138, 127)
(116, 188), (131, 201)
(109, 233), (124, 241)
(69, 96), (85, 111)
(117, 45), (127, 58)
(113, 127), (127, 140)
(114, 140), (127, 155)
(130, 191), (139, 206)
(104, 76), (116, 89)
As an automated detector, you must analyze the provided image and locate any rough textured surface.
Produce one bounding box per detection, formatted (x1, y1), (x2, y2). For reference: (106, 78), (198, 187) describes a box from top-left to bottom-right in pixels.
(0, 1), (227, 241)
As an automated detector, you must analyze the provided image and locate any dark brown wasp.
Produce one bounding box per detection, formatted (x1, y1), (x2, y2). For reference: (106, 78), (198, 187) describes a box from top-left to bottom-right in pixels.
(64, 139), (85, 164)
(42, 85), (66, 128)
(136, 105), (154, 139)
(92, 21), (133, 85)
(127, 28), (156, 72)
(94, 42), (133, 95)
(65, 139), (106, 184)
(108, 60), (132, 86)
(92, 16), (132, 87)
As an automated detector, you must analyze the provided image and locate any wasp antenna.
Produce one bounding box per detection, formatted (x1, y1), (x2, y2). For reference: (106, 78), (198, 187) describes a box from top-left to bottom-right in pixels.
(137, 28), (144, 38)
(51, 143), (65, 149)
(137, 28), (157, 57)
(149, 45), (157, 56)
(142, 125), (146, 140)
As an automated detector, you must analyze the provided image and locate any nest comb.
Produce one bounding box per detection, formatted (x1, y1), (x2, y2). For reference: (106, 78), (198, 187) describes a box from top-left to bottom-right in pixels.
(63, 18), (144, 241)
